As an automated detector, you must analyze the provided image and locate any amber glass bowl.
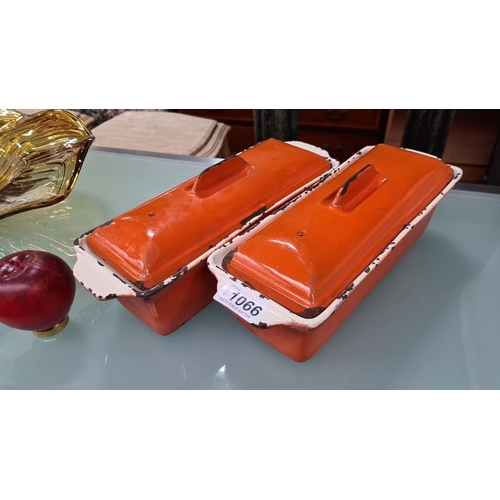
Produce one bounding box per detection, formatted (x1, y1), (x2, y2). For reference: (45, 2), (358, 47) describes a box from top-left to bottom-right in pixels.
(0, 109), (94, 220)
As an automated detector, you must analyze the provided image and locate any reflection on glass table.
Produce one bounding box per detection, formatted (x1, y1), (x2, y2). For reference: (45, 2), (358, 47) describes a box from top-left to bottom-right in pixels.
(1, 147), (499, 389)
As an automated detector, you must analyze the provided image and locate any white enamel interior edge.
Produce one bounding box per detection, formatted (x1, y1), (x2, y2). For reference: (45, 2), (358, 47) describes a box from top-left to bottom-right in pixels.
(208, 157), (463, 331)
(73, 241), (137, 299)
(286, 141), (335, 159)
(72, 142), (340, 300)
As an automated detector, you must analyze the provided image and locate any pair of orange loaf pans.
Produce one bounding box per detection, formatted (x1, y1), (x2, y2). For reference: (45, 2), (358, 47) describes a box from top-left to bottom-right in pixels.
(208, 144), (463, 361)
(73, 139), (338, 335)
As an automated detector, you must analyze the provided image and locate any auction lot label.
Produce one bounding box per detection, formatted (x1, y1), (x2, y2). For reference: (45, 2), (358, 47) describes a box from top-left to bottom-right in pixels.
(214, 282), (268, 323)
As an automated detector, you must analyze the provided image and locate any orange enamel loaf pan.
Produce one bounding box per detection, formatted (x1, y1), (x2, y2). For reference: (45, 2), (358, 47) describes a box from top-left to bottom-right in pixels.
(208, 144), (463, 361)
(73, 139), (337, 335)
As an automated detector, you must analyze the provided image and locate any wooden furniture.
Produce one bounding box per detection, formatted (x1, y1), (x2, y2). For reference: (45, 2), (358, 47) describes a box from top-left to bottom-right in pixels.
(179, 110), (389, 163)
(180, 109), (500, 184)
(385, 109), (500, 184)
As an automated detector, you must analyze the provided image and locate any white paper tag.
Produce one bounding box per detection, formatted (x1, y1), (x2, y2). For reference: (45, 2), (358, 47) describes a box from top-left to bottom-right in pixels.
(214, 282), (268, 323)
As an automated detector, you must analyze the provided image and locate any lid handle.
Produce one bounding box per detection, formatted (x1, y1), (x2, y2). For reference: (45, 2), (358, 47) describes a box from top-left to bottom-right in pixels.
(331, 164), (386, 212)
(193, 156), (255, 198)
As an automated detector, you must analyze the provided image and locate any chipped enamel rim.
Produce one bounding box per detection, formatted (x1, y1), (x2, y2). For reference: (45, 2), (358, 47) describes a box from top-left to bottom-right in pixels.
(72, 141), (340, 301)
(207, 146), (463, 331)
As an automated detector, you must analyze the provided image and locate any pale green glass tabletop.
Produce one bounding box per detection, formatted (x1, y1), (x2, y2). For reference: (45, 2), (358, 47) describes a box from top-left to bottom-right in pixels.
(1, 148), (499, 389)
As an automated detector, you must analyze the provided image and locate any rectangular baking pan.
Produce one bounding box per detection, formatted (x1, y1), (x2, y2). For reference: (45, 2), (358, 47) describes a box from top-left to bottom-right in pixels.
(208, 144), (463, 361)
(73, 139), (338, 335)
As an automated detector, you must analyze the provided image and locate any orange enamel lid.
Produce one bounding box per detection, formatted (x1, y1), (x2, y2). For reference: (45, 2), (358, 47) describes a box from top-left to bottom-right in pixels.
(85, 139), (331, 289)
(224, 144), (454, 318)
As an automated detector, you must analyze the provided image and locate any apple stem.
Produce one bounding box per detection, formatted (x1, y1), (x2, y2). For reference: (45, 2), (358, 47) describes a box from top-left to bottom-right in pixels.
(33, 315), (70, 338)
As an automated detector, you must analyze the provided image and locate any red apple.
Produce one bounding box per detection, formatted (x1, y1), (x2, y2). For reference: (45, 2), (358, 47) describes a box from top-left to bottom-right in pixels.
(0, 250), (76, 334)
